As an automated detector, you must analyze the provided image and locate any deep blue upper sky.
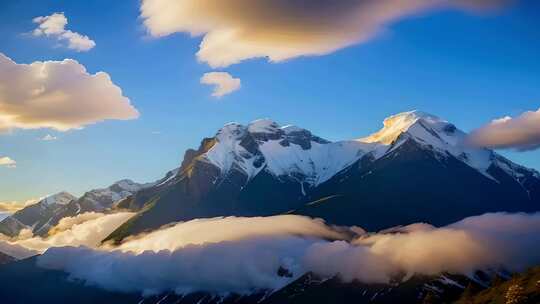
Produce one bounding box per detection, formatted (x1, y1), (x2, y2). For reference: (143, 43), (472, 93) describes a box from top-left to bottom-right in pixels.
(1, 0), (539, 202)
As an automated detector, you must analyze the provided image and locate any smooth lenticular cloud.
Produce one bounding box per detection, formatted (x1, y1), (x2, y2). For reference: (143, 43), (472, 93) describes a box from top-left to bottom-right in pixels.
(141, 0), (507, 68)
(0, 53), (139, 133)
(112, 215), (346, 253)
(32, 12), (96, 52)
(35, 212), (540, 296)
(200, 72), (241, 98)
(467, 108), (540, 151)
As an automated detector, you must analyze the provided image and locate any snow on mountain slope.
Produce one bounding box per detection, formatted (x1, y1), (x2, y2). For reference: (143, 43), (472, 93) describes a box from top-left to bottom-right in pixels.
(258, 138), (372, 186)
(80, 179), (148, 210)
(204, 122), (266, 180)
(361, 111), (497, 179)
(202, 119), (377, 187)
(200, 111), (538, 190)
(42, 192), (76, 206)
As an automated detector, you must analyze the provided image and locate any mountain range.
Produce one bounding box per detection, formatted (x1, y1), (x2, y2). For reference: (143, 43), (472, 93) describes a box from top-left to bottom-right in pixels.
(1, 110), (539, 304)
(0, 180), (146, 237)
(2, 111), (539, 242)
(106, 110), (540, 241)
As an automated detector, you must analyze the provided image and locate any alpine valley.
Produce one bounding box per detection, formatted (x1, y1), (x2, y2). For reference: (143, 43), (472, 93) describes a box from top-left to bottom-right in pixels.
(1, 111), (539, 304)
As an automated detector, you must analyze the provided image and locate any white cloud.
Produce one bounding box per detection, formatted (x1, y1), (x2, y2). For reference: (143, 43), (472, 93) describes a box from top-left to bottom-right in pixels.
(0, 202), (22, 212)
(0, 198), (40, 212)
(27, 212), (540, 296)
(41, 134), (58, 141)
(467, 108), (540, 151)
(110, 215), (345, 254)
(141, 0), (507, 68)
(0, 156), (16, 168)
(47, 212), (108, 235)
(32, 12), (96, 52)
(200, 72), (241, 98)
(0, 212), (134, 256)
(0, 53), (139, 133)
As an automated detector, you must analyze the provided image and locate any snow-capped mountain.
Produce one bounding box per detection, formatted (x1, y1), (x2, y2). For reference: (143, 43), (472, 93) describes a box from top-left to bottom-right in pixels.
(361, 111), (493, 173)
(198, 111), (537, 190)
(0, 180), (148, 238)
(3, 111), (536, 240)
(0, 192), (76, 237)
(202, 119), (376, 189)
(105, 111), (540, 242)
(75, 179), (150, 212)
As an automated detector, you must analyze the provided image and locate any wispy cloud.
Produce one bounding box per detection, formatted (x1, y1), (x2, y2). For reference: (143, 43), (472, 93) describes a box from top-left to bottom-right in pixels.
(141, 0), (508, 68)
(467, 108), (540, 151)
(200, 72), (241, 98)
(0, 53), (139, 133)
(41, 134), (58, 141)
(32, 12), (95, 52)
(0, 156), (16, 168)
(0, 198), (39, 213)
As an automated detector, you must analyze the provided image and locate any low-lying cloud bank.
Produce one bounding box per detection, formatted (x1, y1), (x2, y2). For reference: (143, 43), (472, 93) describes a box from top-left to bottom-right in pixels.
(0, 212), (134, 259)
(27, 212), (540, 296)
(141, 0), (507, 68)
(467, 108), (540, 151)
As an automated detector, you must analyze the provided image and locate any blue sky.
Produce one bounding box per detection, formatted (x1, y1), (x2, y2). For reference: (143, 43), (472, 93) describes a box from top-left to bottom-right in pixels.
(1, 0), (539, 203)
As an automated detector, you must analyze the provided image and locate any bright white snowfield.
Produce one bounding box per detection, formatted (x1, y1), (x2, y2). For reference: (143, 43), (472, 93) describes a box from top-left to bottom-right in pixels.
(200, 111), (539, 189)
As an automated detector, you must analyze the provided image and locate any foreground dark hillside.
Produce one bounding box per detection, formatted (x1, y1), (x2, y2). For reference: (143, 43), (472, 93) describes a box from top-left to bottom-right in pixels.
(455, 266), (540, 304)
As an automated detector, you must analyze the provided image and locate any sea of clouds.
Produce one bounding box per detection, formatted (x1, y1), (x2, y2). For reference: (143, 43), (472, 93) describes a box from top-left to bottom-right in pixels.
(1, 211), (539, 296)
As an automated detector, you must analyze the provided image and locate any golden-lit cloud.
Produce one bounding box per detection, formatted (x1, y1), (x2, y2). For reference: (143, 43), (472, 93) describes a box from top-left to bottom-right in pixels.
(467, 108), (540, 151)
(1, 211), (537, 295)
(0, 212), (134, 256)
(141, 0), (507, 68)
(111, 215), (344, 254)
(0, 156), (16, 168)
(0, 202), (22, 212)
(0, 198), (40, 212)
(32, 12), (96, 52)
(0, 53), (139, 133)
(200, 72), (241, 98)
(26, 212), (540, 295)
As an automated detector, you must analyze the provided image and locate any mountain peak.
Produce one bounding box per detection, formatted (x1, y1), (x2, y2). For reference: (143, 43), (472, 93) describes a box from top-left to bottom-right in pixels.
(360, 110), (447, 145)
(112, 179), (143, 192)
(247, 118), (281, 134)
(42, 191), (76, 206)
